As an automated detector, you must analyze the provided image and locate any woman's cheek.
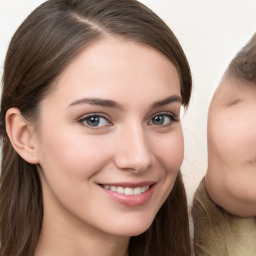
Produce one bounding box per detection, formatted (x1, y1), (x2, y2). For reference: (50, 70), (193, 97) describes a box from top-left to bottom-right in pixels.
(153, 129), (184, 173)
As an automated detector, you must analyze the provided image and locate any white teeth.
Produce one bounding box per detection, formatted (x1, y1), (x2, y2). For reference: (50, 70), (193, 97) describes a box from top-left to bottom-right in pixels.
(104, 185), (110, 190)
(124, 188), (134, 195)
(133, 187), (142, 195)
(102, 185), (150, 195)
(116, 186), (124, 193)
(110, 186), (116, 192)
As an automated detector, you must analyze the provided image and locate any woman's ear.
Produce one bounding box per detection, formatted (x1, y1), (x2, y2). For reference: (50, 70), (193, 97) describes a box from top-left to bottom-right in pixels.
(5, 108), (39, 164)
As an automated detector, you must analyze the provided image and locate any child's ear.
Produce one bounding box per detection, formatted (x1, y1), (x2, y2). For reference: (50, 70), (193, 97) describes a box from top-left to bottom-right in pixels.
(5, 108), (39, 164)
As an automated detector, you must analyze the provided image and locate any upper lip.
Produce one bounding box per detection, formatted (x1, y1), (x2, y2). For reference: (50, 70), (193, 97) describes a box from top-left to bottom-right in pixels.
(98, 181), (156, 188)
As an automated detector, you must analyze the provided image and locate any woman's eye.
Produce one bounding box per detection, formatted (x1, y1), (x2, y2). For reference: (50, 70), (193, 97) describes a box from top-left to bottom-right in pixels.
(149, 113), (178, 126)
(79, 115), (110, 128)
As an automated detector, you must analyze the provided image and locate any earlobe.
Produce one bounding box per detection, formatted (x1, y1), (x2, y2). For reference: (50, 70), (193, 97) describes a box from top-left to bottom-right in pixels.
(6, 108), (39, 164)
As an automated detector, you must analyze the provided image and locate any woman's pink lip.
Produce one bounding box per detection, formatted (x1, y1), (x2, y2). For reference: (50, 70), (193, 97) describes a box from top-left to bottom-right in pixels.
(100, 183), (155, 207)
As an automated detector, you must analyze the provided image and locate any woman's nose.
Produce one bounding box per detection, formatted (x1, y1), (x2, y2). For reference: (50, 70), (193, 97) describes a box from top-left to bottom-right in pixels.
(114, 124), (154, 174)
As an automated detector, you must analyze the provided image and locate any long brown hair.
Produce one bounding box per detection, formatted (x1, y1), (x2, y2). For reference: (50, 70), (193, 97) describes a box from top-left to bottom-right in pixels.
(0, 1), (192, 255)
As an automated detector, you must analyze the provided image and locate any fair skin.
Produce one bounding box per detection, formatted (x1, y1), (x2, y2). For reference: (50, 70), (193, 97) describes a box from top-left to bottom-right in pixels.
(206, 75), (256, 217)
(6, 37), (183, 256)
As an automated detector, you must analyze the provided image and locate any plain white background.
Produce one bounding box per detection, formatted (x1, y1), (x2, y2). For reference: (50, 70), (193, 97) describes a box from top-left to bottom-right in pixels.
(0, 0), (256, 205)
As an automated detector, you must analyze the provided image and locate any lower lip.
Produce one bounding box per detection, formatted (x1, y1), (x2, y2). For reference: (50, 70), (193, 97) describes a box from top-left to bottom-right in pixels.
(101, 185), (155, 207)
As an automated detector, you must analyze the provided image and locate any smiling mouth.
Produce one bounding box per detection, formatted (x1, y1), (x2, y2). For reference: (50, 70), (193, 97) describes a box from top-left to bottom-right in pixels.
(101, 185), (150, 195)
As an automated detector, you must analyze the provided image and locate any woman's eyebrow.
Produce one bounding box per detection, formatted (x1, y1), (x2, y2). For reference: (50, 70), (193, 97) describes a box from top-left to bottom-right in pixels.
(68, 95), (182, 109)
(68, 98), (124, 109)
(152, 95), (182, 108)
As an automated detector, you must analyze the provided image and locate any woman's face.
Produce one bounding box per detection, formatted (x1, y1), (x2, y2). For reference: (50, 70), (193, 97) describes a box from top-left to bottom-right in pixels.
(207, 75), (256, 212)
(35, 37), (183, 238)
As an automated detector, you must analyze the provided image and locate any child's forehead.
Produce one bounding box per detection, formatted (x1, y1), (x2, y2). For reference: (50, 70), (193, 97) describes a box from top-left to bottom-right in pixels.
(210, 75), (256, 109)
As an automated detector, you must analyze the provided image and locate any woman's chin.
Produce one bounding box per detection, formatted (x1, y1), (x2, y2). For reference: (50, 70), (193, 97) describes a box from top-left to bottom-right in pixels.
(106, 217), (154, 237)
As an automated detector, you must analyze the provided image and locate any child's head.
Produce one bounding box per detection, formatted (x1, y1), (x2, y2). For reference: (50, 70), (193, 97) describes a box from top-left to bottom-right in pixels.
(192, 34), (256, 256)
(207, 33), (256, 215)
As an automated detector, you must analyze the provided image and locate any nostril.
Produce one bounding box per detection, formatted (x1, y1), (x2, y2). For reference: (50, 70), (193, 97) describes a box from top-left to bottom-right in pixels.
(114, 154), (153, 173)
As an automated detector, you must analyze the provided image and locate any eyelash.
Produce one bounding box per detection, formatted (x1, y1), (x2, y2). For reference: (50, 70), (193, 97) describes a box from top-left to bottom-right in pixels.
(78, 112), (179, 129)
(148, 112), (180, 126)
(78, 113), (112, 129)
